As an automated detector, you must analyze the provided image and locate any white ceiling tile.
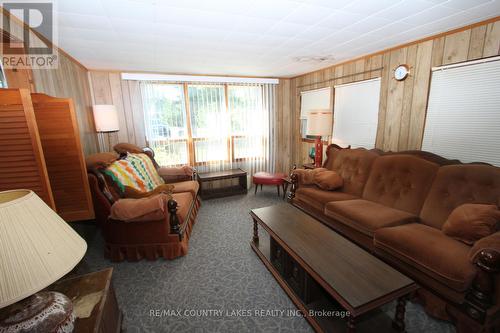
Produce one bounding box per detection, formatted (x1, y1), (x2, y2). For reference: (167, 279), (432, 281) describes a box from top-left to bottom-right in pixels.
(293, 0), (354, 9)
(344, 16), (392, 33)
(442, 0), (494, 10)
(295, 26), (339, 41)
(58, 13), (112, 30)
(284, 4), (336, 25)
(374, 0), (437, 20)
(317, 10), (364, 29)
(342, 0), (403, 15)
(267, 21), (310, 37)
(246, 0), (301, 19)
(46, 0), (500, 76)
(401, 5), (461, 25)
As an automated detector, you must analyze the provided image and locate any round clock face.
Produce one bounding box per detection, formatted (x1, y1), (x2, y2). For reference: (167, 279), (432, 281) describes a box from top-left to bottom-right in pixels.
(394, 65), (409, 81)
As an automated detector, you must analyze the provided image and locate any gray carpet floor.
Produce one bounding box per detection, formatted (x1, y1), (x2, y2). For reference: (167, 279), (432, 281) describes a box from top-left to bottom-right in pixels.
(75, 187), (454, 333)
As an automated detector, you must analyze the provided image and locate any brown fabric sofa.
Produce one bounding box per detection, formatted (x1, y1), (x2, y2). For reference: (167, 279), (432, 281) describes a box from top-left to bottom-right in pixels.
(290, 145), (500, 332)
(86, 144), (200, 262)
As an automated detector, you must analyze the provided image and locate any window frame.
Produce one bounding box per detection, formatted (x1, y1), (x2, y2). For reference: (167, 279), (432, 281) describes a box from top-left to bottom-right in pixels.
(146, 82), (267, 167)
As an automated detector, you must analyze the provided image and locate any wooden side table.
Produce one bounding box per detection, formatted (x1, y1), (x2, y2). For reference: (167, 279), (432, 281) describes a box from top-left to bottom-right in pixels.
(45, 268), (122, 333)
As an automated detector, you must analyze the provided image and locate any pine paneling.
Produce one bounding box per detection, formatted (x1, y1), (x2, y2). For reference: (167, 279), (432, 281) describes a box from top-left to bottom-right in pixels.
(0, 89), (55, 208)
(287, 17), (500, 166)
(88, 71), (147, 151)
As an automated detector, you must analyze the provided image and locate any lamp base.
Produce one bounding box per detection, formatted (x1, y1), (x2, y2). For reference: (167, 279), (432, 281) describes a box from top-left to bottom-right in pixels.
(0, 292), (75, 333)
(314, 136), (323, 168)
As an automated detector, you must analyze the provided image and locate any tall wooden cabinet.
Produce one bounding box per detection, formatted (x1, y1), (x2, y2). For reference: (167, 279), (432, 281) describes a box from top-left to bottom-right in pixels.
(0, 88), (94, 221)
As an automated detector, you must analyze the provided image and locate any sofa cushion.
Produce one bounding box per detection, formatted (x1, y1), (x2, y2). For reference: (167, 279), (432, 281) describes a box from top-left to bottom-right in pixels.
(325, 199), (418, 237)
(314, 170), (343, 190)
(420, 164), (500, 229)
(362, 155), (439, 215)
(327, 148), (379, 196)
(442, 203), (500, 245)
(374, 223), (477, 292)
(294, 187), (357, 212)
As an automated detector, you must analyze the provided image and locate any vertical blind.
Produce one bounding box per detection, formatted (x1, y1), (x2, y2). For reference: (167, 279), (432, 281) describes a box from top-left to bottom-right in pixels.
(141, 82), (276, 182)
(422, 57), (500, 166)
(332, 78), (381, 148)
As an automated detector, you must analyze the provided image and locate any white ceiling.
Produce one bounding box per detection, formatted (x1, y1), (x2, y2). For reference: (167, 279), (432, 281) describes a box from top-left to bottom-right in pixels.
(24, 0), (500, 77)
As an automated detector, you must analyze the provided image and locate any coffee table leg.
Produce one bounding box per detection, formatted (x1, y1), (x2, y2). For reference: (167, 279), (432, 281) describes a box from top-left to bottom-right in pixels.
(392, 295), (407, 332)
(253, 219), (259, 244)
(347, 316), (356, 333)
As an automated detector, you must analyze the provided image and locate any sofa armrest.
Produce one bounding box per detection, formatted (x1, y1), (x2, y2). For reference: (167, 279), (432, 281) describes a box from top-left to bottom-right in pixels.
(465, 232), (500, 321)
(469, 231), (500, 270)
(291, 169), (309, 186)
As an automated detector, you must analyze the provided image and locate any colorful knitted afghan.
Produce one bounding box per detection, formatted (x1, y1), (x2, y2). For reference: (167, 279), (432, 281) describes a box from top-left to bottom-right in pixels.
(104, 153), (165, 193)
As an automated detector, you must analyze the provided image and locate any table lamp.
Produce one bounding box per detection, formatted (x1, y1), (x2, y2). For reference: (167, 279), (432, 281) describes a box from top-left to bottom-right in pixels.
(0, 189), (87, 332)
(306, 110), (333, 167)
(93, 104), (119, 152)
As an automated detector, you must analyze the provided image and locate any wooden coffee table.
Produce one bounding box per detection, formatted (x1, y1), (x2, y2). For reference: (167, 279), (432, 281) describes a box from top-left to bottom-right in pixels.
(197, 168), (247, 199)
(250, 204), (418, 333)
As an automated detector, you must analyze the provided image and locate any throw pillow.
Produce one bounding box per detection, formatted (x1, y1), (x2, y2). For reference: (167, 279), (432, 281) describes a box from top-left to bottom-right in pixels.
(442, 203), (500, 245)
(113, 142), (143, 154)
(314, 170), (343, 191)
(294, 168), (328, 185)
(110, 193), (172, 222)
(85, 152), (118, 170)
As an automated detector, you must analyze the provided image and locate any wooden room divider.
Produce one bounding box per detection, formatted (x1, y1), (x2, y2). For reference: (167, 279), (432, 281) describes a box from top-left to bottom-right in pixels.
(0, 88), (94, 221)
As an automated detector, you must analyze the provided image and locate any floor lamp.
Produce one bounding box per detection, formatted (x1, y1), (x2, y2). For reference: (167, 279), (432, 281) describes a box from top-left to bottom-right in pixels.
(92, 104), (119, 152)
(306, 110), (333, 168)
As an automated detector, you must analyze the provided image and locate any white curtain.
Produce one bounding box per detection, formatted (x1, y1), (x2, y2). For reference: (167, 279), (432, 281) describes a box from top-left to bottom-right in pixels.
(141, 81), (276, 186)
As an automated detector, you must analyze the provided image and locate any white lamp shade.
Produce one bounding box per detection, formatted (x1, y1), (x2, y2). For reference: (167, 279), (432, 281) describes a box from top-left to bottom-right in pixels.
(0, 190), (87, 308)
(93, 104), (119, 132)
(306, 110), (333, 136)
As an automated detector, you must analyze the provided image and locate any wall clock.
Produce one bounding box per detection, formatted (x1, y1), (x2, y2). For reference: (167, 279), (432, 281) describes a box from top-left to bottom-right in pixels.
(394, 64), (410, 81)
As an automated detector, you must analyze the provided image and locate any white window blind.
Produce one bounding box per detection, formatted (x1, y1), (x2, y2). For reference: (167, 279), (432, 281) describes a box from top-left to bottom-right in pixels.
(300, 87), (331, 138)
(332, 78), (381, 148)
(422, 57), (500, 166)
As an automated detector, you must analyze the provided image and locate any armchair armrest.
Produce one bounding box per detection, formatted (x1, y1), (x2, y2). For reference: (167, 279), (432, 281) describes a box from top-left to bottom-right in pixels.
(109, 194), (182, 240)
(158, 165), (196, 183)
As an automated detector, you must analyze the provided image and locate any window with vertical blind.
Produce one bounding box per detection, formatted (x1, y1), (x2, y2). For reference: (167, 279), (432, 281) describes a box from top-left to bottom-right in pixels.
(422, 57), (500, 166)
(332, 78), (381, 148)
(141, 82), (269, 167)
(299, 87), (331, 139)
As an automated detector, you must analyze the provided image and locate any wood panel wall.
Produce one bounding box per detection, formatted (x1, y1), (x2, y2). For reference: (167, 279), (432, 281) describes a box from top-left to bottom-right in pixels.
(88, 71), (146, 151)
(287, 18), (500, 166)
(32, 58), (98, 155)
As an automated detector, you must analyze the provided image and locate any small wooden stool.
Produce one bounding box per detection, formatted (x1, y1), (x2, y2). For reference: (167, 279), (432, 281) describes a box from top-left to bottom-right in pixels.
(253, 172), (287, 197)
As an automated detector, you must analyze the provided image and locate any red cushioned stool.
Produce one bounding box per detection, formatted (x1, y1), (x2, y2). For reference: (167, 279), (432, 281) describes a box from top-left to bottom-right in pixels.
(253, 172), (287, 197)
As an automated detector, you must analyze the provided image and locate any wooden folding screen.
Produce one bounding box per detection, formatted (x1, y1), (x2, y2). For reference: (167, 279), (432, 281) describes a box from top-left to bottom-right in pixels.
(0, 88), (55, 208)
(31, 93), (94, 221)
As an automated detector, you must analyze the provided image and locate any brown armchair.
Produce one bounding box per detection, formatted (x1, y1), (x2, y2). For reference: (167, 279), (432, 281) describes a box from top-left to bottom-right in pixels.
(86, 144), (200, 261)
